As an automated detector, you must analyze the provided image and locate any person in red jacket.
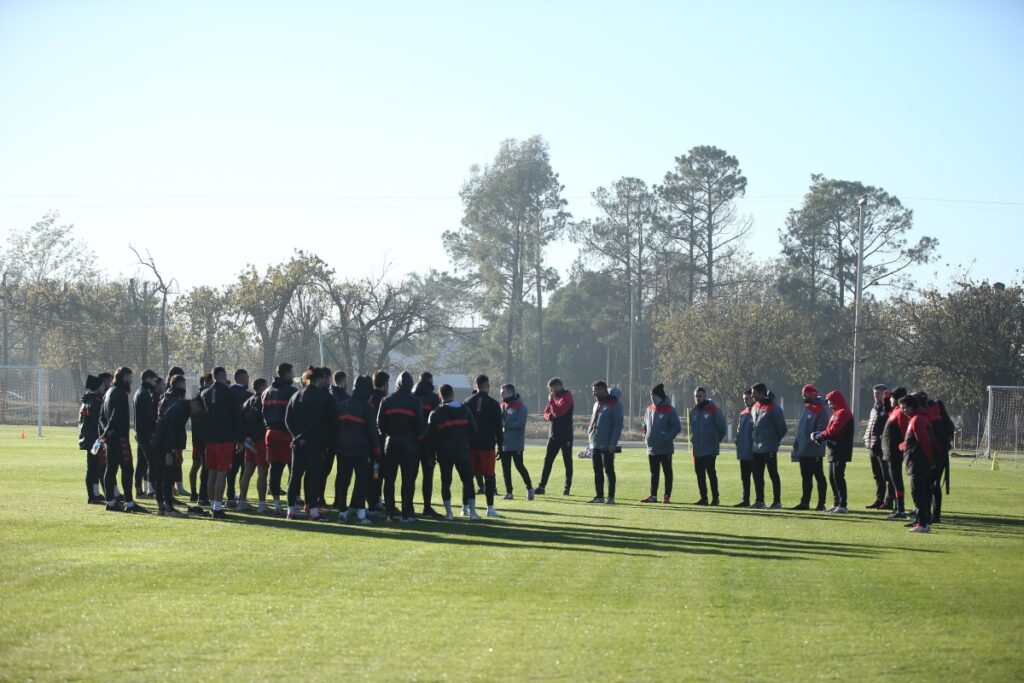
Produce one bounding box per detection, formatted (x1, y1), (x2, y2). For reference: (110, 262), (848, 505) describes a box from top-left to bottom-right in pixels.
(811, 390), (854, 513)
(536, 378), (574, 496)
(899, 394), (935, 533)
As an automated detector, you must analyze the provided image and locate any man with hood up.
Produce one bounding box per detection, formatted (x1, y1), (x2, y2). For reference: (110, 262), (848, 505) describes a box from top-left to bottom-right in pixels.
(429, 383), (479, 520)
(750, 383), (787, 509)
(336, 375), (381, 524)
(587, 381), (624, 504)
(689, 386), (727, 506)
(377, 371), (425, 523)
(413, 372), (443, 518)
(791, 384), (830, 510)
(78, 374), (106, 504)
(898, 393), (936, 533)
(812, 390), (854, 513)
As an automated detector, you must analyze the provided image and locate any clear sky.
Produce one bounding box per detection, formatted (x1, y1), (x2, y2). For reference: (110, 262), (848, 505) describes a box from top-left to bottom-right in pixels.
(1, 0), (1021, 291)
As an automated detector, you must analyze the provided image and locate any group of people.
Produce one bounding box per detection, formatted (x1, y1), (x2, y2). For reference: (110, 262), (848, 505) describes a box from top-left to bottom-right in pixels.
(76, 364), (954, 532)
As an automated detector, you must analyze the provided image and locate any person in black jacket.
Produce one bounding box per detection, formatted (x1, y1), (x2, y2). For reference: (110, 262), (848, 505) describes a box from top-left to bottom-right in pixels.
(413, 372), (442, 518)
(226, 368), (252, 506)
(285, 367), (333, 521)
(188, 373), (212, 505)
(366, 369), (390, 512)
(336, 375), (381, 524)
(78, 374), (105, 504)
(864, 384), (892, 509)
(327, 370), (350, 509)
(151, 375), (190, 516)
(238, 378), (269, 512)
(429, 384), (479, 520)
(133, 369), (159, 499)
(377, 370), (424, 522)
(201, 367), (244, 519)
(537, 378), (574, 496)
(162, 365), (188, 496)
(465, 374), (504, 517)
(261, 364), (297, 515)
(100, 367), (145, 512)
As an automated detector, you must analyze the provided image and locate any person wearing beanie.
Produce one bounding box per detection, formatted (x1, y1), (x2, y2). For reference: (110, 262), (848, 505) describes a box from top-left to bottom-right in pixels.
(162, 365), (188, 496)
(812, 390), (854, 513)
(864, 383), (893, 509)
(733, 389), (755, 507)
(881, 387), (910, 519)
(642, 384), (681, 503)
(688, 387), (727, 505)
(790, 384), (830, 510)
(499, 384), (534, 501)
(78, 375), (106, 504)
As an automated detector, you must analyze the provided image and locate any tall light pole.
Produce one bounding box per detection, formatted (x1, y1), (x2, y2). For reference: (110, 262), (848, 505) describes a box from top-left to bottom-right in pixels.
(850, 195), (867, 425)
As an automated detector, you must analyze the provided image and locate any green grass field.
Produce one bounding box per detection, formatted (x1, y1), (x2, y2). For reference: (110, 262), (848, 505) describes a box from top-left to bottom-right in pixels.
(1, 426), (1022, 681)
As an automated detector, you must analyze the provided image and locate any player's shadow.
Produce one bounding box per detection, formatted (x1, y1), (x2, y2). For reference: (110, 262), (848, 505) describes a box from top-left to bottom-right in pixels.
(223, 510), (899, 561)
(919, 511), (1024, 537)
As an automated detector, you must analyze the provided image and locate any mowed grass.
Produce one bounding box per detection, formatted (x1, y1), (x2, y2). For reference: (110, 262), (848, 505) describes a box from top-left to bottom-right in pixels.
(1, 426), (1022, 682)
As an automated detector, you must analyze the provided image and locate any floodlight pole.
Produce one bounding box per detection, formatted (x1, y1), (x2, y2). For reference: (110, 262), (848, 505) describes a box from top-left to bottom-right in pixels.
(851, 196), (867, 425)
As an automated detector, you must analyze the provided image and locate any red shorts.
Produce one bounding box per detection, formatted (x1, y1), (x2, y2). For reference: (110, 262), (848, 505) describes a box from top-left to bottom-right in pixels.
(470, 449), (496, 477)
(192, 443), (205, 463)
(245, 440), (269, 467)
(205, 442), (235, 473)
(265, 429), (292, 464)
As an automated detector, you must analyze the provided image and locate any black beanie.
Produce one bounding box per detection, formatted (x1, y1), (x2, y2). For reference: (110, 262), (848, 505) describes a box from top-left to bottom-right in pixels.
(651, 384), (666, 399)
(85, 375), (101, 391)
(891, 387), (907, 400)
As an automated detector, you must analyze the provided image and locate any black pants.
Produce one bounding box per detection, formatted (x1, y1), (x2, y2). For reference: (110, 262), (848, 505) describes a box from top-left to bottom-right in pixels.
(887, 455), (905, 512)
(907, 455), (933, 526)
(798, 458), (827, 506)
(828, 460), (848, 508)
(752, 451), (780, 504)
(592, 449), (616, 499)
(419, 444), (436, 510)
(739, 459), (753, 503)
(869, 445), (891, 502)
(287, 442), (324, 508)
(319, 449), (336, 505)
(367, 462), (383, 509)
(85, 449), (103, 499)
(134, 438), (151, 490)
(439, 456), (475, 505)
(694, 454), (718, 501)
(151, 451), (175, 508)
(383, 438), (418, 517)
(269, 461), (287, 498)
(339, 455), (369, 510)
(104, 437), (135, 503)
(501, 451), (533, 493)
(540, 437), (573, 489)
(227, 448), (243, 500)
(648, 453), (673, 498)
(932, 453), (949, 521)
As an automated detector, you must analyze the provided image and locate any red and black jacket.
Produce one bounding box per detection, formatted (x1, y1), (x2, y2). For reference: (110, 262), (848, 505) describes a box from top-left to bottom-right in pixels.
(78, 391), (102, 450)
(819, 390), (854, 463)
(544, 388), (574, 441)
(261, 377), (297, 432)
(153, 391), (190, 455)
(428, 400), (477, 463)
(335, 376), (381, 460)
(881, 409), (909, 462)
(200, 382), (245, 444)
(377, 372), (424, 445)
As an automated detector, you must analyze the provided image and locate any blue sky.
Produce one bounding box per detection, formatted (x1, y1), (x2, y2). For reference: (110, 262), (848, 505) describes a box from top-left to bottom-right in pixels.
(1, 0), (1021, 290)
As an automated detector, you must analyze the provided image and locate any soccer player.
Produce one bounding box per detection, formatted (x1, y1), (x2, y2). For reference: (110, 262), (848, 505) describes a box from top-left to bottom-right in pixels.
(226, 368), (253, 507)
(201, 367), (244, 519)
(466, 374), (504, 517)
(499, 383), (534, 500)
(689, 386), (726, 506)
(929, 397), (956, 524)
(898, 394), (935, 533)
(881, 387), (909, 520)
(78, 374), (105, 504)
(163, 365), (188, 496)
(328, 370), (350, 509)
(750, 383), (787, 509)
(536, 378), (574, 496)
(734, 389), (755, 507)
(335, 375), (381, 524)
(262, 363), (297, 515)
(377, 371), (424, 523)
(790, 384), (829, 511)
(284, 367), (333, 521)
(641, 384), (680, 504)
(238, 377), (269, 512)
(429, 383), (479, 520)
(151, 374), (190, 516)
(587, 381), (623, 504)
(188, 373), (212, 506)
(366, 370), (390, 512)
(133, 369), (159, 499)
(413, 372), (443, 518)
(811, 390), (854, 514)
(100, 367), (144, 512)
(864, 384), (892, 509)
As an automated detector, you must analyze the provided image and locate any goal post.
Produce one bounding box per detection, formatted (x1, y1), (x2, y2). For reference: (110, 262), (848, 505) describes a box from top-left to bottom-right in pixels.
(0, 365), (46, 437)
(976, 385), (1024, 467)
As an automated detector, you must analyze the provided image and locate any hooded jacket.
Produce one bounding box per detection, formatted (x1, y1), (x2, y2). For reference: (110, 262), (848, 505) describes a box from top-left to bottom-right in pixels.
(133, 383), (158, 442)
(78, 391), (103, 450)
(588, 387), (624, 451)
(881, 409), (909, 462)
(335, 376), (382, 460)
(901, 407), (935, 467)
(501, 394), (528, 453)
(792, 395), (830, 461)
(153, 390), (190, 456)
(377, 372), (425, 445)
(99, 383), (131, 441)
(645, 399), (682, 456)
(157, 389), (187, 451)
(285, 381), (333, 447)
(735, 408), (754, 462)
(330, 383), (350, 408)
(818, 390), (854, 463)
(413, 381), (441, 424)
(466, 390), (503, 451)
(242, 392), (266, 441)
(751, 391), (787, 454)
(543, 388), (575, 441)
(428, 399), (477, 464)
(201, 381), (245, 444)
(261, 377), (297, 432)
(689, 399), (727, 458)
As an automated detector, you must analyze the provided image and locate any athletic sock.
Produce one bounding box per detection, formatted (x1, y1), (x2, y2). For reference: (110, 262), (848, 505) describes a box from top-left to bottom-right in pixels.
(288, 505), (297, 515)
(487, 505), (495, 514)
(357, 508), (367, 521)
(212, 500), (222, 512)
(443, 500), (453, 515)
(125, 500), (135, 509)
(92, 485), (100, 496)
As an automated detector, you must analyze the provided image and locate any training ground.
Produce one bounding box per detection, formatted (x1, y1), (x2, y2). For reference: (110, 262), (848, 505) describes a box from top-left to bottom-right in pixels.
(1, 426), (1022, 681)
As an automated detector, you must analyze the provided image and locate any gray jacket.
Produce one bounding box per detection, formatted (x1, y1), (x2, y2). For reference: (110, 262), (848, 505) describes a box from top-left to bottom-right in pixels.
(588, 387), (624, 451)
(689, 400), (727, 458)
(644, 399), (681, 456)
(791, 397), (830, 461)
(751, 391), (787, 454)
(736, 409), (753, 462)
(500, 395), (527, 453)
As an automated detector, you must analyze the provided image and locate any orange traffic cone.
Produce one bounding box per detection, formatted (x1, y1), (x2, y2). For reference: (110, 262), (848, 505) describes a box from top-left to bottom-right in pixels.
(20, 430), (26, 439)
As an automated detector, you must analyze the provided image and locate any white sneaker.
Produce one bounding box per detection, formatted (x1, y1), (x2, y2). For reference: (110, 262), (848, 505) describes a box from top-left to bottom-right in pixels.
(487, 509), (502, 518)
(834, 506), (848, 514)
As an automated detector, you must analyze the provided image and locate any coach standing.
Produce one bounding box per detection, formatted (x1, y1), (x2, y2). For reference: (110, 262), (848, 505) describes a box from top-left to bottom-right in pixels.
(791, 384), (829, 511)
(536, 378), (575, 496)
(750, 383), (787, 510)
(642, 384), (681, 504)
(689, 386), (726, 506)
(864, 384), (892, 509)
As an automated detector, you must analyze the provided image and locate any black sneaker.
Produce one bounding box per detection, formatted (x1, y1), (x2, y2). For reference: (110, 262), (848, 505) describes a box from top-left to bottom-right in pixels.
(815, 503), (827, 511)
(693, 499), (709, 506)
(124, 502), (149, 513)
(187, 506), (210, 516)
(931, 516), (941, 524)
(88, 496), (105, 505)
(790, 503), (810, 510)
(734, 501), (750, 507)
(421, 507), (444, 520)
(189, 494), (199, 503)
(710, 498), (720, 506)
(534, 486), (546, 495)
(563, 486), (571, 496)
(198, 498), (211, 507)
(212, 509), (228, 519)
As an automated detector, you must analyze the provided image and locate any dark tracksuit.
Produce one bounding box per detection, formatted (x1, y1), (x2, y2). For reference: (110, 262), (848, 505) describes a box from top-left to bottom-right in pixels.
(689, 400), (727, 502)
(133, 384), (158, 493)
(429, 400), (478, 506)
(792, 397), (829, 508)
(751, 392), (787, 505)
(261, 377), (297, 499)
(819, 391), (854, 508)
(413, 381), (441, 511)
(466, 390), (503, 506)
(157, 388), (185, 487)
(152, 392), (190, 509)
(902, 409), (935, 527)
(540, 388), (574, 491)
(588, 388), (624, 499)
(285, 383), (333, 510)
(189, 392), (209, 500)
(335, 377), (381, 511)
(930, 401), (955, 522)
(882, 410), (909, 513)
(865, 400), (892, 504)
(99, 383), (134, 504)
(500, 395), (533, 494)
(377, 374), (424, 518)
(367, 387), (388, 508)
(327, 385), (351, 507)
(226, 383), (253, 500)
(644, 400), (681, 499)
(735, 408), (754, 504)
(78, 391), (103, 501)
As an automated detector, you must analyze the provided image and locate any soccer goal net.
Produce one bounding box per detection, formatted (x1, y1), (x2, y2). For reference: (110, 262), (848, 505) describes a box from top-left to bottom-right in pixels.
(977, 386), (1024, 464)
